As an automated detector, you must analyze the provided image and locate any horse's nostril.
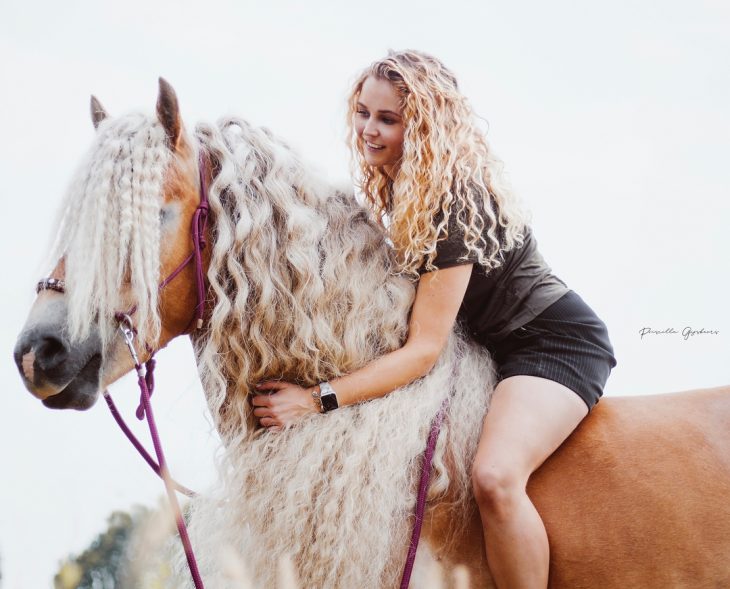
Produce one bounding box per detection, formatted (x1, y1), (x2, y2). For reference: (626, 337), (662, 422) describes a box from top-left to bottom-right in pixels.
(36, 336), (69, 370)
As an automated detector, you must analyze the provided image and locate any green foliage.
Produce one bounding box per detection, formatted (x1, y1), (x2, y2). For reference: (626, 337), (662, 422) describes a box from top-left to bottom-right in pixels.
(54, 507), (152, 589)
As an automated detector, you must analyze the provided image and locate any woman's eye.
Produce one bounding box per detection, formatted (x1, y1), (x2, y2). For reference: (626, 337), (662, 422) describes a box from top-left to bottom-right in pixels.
(382, 118), (395, 125)
(356, 110), (368, 117)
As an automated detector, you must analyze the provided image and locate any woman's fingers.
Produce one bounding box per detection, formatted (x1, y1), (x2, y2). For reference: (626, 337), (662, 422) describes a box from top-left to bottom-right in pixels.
(256, 380), (291, 392)
(251, 394), (272, 407)
(250, 382), (314, 431)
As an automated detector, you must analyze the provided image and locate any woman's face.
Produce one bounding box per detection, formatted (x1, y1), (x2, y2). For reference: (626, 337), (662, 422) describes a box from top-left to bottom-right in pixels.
(354, 76), (405, 177)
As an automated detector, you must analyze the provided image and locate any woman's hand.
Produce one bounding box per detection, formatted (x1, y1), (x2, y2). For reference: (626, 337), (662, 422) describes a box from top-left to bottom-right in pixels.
(251, 381), (321, 431)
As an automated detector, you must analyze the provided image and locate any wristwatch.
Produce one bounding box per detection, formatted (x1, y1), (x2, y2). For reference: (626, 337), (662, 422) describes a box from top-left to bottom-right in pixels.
(313, 381), (339, 413)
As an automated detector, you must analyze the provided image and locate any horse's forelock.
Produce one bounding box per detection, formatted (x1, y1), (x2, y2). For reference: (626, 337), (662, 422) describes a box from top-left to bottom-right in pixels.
(51, 113), (172, 349)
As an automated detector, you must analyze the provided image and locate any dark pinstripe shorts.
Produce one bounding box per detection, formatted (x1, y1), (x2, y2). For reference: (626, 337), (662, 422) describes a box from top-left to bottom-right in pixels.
(492, 290), (617, 412)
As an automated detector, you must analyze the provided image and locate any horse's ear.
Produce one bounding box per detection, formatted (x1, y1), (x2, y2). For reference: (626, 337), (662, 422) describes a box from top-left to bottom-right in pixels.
(156, 77), (181, 150)
(90, 95), (109, 129)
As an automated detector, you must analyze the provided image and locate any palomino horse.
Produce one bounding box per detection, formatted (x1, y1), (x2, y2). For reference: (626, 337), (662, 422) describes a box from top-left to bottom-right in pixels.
(14, 79), (730, 588)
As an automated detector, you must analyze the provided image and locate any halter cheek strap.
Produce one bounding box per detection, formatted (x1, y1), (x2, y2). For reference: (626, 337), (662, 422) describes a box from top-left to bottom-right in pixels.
(191, 151), (210, 329)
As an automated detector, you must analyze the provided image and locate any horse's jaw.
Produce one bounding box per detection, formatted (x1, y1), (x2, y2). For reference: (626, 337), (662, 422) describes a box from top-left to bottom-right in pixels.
(40, 353), (103, 410)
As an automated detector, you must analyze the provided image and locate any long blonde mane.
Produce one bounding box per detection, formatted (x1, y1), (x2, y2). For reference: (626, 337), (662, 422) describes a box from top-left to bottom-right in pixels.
(192, 117), (416, 443)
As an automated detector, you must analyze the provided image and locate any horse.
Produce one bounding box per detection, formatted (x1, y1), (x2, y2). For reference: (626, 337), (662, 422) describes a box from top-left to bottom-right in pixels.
(13, 78), (730, 588)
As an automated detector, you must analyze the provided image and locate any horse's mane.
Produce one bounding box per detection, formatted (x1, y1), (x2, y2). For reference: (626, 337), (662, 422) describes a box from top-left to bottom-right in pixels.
(193, 117), (416, 442)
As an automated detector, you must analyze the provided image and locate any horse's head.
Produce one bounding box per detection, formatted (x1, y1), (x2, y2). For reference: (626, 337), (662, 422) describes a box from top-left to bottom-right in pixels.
(13, 78), (207, 410)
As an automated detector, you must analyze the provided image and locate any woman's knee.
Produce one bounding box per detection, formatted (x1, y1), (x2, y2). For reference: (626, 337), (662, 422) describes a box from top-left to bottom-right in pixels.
(471, 460), (526, 518)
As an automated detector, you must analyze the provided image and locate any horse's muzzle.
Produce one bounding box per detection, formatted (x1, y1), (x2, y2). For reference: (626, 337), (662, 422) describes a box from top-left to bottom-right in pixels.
(14, 297), (102, 410)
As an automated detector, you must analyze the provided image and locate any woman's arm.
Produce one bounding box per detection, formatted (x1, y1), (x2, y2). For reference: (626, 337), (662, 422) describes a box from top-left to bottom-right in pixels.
(253, 263), (474, 428)
(327, 263), (474, 405)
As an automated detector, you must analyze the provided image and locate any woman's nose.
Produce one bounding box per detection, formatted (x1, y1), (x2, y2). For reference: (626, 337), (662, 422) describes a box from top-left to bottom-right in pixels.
(363, 119), (378, 137)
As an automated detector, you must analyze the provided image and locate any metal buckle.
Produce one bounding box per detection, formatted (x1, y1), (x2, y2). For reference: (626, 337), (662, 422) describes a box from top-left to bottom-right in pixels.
(116, 313), (140, 367)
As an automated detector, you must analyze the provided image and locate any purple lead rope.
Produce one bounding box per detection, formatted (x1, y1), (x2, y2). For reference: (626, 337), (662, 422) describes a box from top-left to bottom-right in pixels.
(108, 359), (448, 589)
(109, 315), (205, 587)
(400, 394), (451, 588)
(110, 355), (449, 589)
(129, 355), (205, 588)
(103, 382), (196, 497)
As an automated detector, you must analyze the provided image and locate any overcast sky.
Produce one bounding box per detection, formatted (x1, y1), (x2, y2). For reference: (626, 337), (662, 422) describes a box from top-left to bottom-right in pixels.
(1, 0), (728, 586)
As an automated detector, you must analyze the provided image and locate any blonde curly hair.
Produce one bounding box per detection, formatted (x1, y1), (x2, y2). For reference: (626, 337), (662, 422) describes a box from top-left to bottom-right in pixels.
(347, 49), (532, 279)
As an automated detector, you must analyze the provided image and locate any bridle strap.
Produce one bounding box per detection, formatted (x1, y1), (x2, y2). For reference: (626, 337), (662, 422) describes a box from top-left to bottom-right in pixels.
(36, 278), (66, 294)
(190, 150), (210, 330)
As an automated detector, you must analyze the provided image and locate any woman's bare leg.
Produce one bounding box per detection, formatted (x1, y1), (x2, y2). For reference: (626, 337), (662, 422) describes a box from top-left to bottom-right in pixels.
(471, 375), (590, 589)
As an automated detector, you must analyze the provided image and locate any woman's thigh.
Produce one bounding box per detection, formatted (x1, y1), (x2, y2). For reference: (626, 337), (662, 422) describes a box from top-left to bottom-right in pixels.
(474, 374), (589, 479)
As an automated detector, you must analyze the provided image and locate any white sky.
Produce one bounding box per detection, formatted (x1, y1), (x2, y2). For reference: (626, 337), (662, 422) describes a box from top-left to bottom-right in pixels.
(1, 0), (728, 586)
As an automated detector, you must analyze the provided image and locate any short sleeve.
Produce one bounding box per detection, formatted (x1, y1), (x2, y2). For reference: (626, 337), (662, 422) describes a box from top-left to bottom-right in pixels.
(417, 209), (481, 275)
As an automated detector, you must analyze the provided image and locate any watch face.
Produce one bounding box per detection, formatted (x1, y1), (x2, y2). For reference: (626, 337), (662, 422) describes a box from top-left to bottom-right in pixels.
(321, 392), (339, 412)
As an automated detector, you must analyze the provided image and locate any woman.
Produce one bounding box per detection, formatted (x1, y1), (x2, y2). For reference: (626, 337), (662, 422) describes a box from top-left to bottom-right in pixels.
(253, 49), (617, 588)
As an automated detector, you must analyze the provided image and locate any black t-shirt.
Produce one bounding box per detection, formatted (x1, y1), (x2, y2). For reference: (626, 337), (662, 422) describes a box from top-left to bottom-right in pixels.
(417, 208), (569, 347)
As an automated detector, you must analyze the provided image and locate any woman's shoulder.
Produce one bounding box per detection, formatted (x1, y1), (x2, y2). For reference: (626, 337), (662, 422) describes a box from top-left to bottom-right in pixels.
(417, 181), (532, 274)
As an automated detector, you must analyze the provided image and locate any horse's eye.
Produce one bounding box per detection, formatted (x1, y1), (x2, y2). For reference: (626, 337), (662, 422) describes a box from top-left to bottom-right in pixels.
(159, 203), (180, 230)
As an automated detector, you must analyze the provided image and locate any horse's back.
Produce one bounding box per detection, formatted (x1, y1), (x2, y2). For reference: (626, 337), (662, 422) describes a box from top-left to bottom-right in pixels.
(529, 385), (730, 588)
